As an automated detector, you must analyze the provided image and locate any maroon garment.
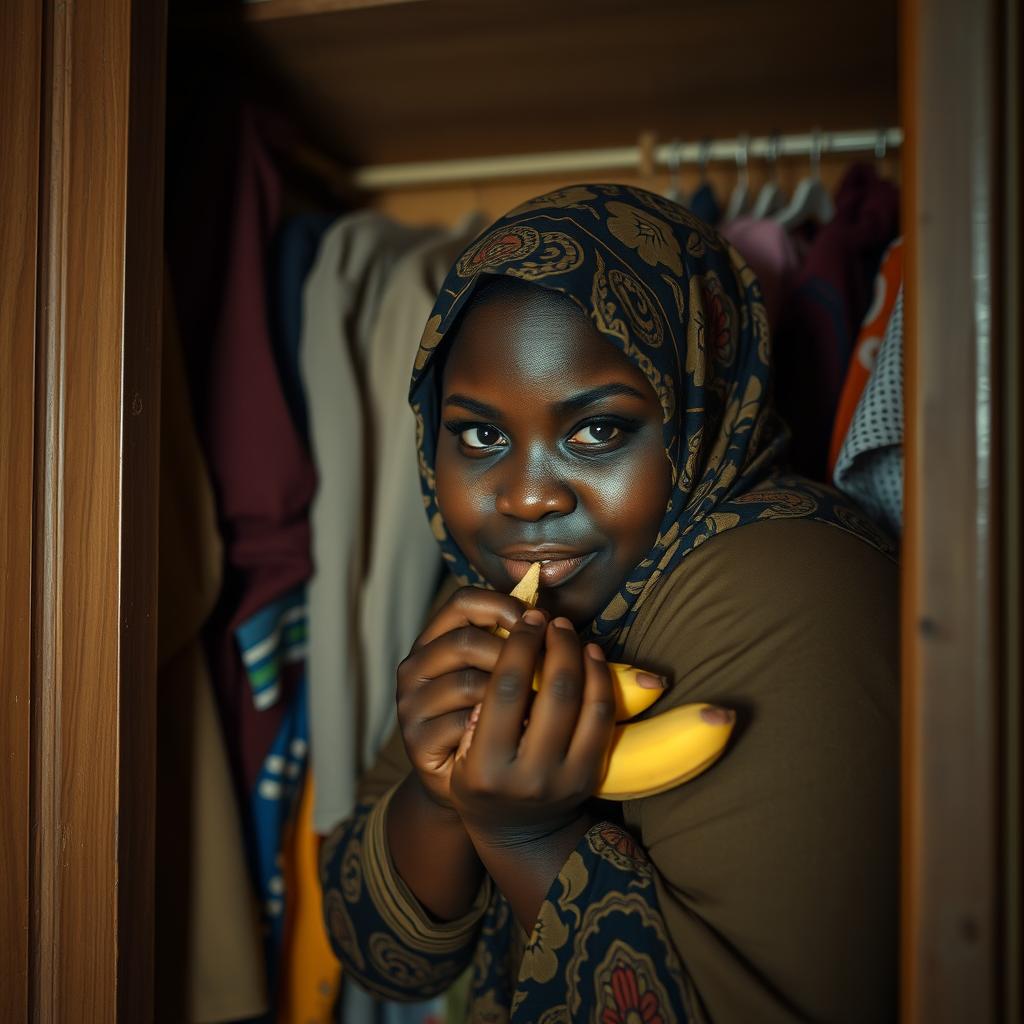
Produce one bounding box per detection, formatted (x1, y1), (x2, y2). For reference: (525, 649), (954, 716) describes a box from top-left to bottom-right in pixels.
(171, 103), (316, 794)
(773, 164), (899, 480)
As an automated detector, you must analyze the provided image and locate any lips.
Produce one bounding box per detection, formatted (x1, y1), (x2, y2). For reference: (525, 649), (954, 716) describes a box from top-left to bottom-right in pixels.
(498, 550), (595, 588)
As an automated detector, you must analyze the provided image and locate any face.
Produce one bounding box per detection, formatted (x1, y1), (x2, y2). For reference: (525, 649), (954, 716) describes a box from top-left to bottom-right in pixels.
(436, 283), (674, 626)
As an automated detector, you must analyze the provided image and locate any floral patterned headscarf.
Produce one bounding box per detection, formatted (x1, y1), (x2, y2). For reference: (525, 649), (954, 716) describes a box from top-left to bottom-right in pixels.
(409, 184), (893, 656)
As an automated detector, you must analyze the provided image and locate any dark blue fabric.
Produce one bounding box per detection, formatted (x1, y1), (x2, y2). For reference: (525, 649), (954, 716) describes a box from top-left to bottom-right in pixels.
(321, 805), (692, 1021)
(688, 182), (721, 227)
(269, 213), (336, 446)
(407, 184), (894, 660)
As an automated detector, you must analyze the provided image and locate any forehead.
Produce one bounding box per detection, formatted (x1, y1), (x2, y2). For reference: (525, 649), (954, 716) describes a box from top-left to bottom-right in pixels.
(441, 284), (650, 399)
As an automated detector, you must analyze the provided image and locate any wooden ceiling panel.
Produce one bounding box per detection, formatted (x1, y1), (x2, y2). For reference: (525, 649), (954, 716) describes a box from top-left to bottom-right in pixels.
(238, 0), (898, 165)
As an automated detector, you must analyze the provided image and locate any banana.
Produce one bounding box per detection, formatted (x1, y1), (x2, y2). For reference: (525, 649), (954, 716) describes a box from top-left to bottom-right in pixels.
(494, 562), (663, 723)
(489, 562), (734, 799)
(596, 703), (734, 800)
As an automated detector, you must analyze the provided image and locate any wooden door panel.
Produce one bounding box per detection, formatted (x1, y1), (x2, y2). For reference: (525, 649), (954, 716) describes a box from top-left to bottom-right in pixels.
(29, 0), (165, 1019)
(0, 2), (43, 1021)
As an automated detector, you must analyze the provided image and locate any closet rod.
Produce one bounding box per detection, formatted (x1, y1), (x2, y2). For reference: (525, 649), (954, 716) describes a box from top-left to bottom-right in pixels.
(354, 127), (903, 190)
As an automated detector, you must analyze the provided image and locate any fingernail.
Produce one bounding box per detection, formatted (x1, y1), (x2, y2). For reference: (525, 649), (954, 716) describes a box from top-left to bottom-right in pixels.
(636, 671), (668, 689)
(585, 643), (606, 662)
(700, 706), (735, 725)
(552, 616), (574, 631)
(522, 608), (545, 625)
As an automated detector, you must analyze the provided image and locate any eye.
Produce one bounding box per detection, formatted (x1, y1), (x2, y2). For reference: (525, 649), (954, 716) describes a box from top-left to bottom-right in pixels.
(568, 422), (622, 446)
(459, 424), (507, 449)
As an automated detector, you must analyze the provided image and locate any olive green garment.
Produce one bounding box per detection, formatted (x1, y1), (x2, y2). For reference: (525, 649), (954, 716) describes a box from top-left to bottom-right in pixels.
(357, 516), (898, 1023)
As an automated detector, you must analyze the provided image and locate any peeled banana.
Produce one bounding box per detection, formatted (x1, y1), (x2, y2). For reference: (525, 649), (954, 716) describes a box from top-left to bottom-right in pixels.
(493, 561), (735, 800)
(496, 562), (665, 723)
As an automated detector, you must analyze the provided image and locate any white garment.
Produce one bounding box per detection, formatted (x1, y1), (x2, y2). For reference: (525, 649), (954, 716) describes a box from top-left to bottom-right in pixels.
(301, 212), (438, 834)
(834, 287), (904, 537)
(358, 215), (487, 774)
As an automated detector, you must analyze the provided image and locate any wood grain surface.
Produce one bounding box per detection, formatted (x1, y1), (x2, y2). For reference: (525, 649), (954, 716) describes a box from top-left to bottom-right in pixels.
(238, 0), (900, 166)
(0, 2), (42, 1022)
(901, 0), (1008, 1019)
(31, 0), (165, 1019)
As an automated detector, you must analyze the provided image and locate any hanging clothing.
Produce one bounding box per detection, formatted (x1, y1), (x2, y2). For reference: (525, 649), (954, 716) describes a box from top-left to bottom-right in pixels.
(169, 104), (321, 1013)
(834, 287), (905, 537)
(323, 184), (898, 1022)
(194, 105), (317, 795)
(270, 212), (337, 448)
(278, 773), (342, 1024)
(828, 237), (904, 475)
(720, 215), (801, 331)
(300, 212), (440, 837)
(773, 163), (900, 480)
(357, 214), (487, 777)
(156, 283), (268, 1024)
(688, 181), (721, 227)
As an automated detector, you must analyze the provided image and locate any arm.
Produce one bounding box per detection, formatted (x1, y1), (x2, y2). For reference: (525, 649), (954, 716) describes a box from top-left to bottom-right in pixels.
(450, 611), (617, 930)
(501, 819), (696, 1023)
(615, 519), (900, 1023)
(449, 612), (702, 1021)
(321, 582), (531, 998)
(320, 784), (492, 1002)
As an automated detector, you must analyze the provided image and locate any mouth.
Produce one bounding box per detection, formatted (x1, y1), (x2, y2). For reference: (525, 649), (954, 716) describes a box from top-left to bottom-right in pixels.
(498, 549), (596, 588)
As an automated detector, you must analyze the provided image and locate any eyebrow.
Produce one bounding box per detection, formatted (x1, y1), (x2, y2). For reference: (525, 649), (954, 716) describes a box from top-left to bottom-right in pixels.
(444, 383), (647, 419)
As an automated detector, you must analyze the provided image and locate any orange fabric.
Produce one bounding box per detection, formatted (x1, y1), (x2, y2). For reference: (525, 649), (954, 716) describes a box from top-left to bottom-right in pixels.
(278, 773), (341, 1024)
(827, 237), (904, 476)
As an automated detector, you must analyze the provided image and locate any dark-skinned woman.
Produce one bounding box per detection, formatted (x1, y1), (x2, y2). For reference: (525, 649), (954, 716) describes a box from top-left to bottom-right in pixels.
(320, 186), (899, 1023)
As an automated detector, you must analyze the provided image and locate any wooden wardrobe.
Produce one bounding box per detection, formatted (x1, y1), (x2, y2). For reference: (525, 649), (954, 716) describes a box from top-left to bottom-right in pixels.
(1, 0), (1020, 1021)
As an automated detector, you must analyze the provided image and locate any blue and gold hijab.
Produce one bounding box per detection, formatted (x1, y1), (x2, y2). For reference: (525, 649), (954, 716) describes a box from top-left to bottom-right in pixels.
(409, 184), (893, 657)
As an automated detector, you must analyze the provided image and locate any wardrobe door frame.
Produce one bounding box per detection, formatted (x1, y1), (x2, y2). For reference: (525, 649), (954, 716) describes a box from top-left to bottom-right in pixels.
(0, 1), (43, 1021)
(902, 0), (1020, 1020)
(4, 0), (167, 1019)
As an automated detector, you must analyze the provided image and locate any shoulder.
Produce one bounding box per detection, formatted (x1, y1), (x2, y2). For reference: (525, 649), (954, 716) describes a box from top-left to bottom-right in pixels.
(621, 517), (898, 710)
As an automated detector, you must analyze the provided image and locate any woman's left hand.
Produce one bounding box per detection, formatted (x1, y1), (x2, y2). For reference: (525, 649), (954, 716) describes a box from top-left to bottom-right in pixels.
(449, 607), (617, 845)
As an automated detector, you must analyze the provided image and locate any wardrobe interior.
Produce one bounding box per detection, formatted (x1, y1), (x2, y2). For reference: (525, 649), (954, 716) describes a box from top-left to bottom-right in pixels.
(157, 1), (937, 1021)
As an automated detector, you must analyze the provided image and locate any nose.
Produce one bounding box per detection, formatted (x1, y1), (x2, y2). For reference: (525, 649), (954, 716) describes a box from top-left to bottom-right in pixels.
(494, 450), (576, 521)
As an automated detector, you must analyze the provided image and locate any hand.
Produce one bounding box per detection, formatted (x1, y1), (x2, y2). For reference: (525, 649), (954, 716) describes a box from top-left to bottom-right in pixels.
(450, 608), (617, 845)
(396, 586), (527, 810)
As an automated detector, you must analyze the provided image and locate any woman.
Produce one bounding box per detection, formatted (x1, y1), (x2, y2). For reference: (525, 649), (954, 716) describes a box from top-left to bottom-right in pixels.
(321, 185), (898, 1022)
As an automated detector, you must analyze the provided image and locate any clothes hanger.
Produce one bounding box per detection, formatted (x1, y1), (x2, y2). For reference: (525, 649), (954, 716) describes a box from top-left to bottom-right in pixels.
(773, 129), (834, 230)
(750, 134), (786, 219)
(688, 140), (721, 226)
(665, 139), (684, 204)
(874, 128), (889, 179)
(723, 134), (751, 223)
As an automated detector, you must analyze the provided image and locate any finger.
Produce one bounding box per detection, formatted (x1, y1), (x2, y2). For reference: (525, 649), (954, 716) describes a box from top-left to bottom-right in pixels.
(399, 627), (504, 696)
(411, 707), (480, 772)
(403, 668), (489, 724)
(414, 586), (526, 650)
(455, 702), (482, 761)
(563, 642), (617, 790)
(470, 607), (547, 763)
(516, 617), (584, 765)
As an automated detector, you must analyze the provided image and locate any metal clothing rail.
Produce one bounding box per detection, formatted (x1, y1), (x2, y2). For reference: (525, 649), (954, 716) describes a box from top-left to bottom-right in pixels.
(352, 127), (904, 189)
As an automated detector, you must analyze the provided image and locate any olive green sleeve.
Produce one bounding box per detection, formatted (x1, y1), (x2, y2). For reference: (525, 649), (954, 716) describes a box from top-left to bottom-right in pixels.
(619, 519), (899, 1024)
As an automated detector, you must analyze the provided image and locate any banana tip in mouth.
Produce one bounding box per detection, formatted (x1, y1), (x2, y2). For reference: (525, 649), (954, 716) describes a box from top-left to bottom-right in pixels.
(503, 553), (593, 589)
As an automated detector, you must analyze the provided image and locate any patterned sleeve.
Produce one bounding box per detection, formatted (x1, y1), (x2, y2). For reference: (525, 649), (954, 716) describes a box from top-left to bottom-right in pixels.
(319, 782), (494, 1002)
(505, 821), (696, 1023)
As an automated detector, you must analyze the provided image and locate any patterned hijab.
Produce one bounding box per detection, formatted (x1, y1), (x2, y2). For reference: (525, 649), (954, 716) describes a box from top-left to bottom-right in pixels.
(409, 184), (893, 657)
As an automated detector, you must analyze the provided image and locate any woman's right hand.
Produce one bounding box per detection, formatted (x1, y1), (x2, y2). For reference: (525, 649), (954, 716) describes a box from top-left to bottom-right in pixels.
(396, 585), (537, 810)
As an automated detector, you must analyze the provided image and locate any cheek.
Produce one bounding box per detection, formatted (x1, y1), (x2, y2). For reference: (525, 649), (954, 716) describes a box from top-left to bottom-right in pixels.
(435, 441), (485, 548)
(585, 443), (671, 554)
